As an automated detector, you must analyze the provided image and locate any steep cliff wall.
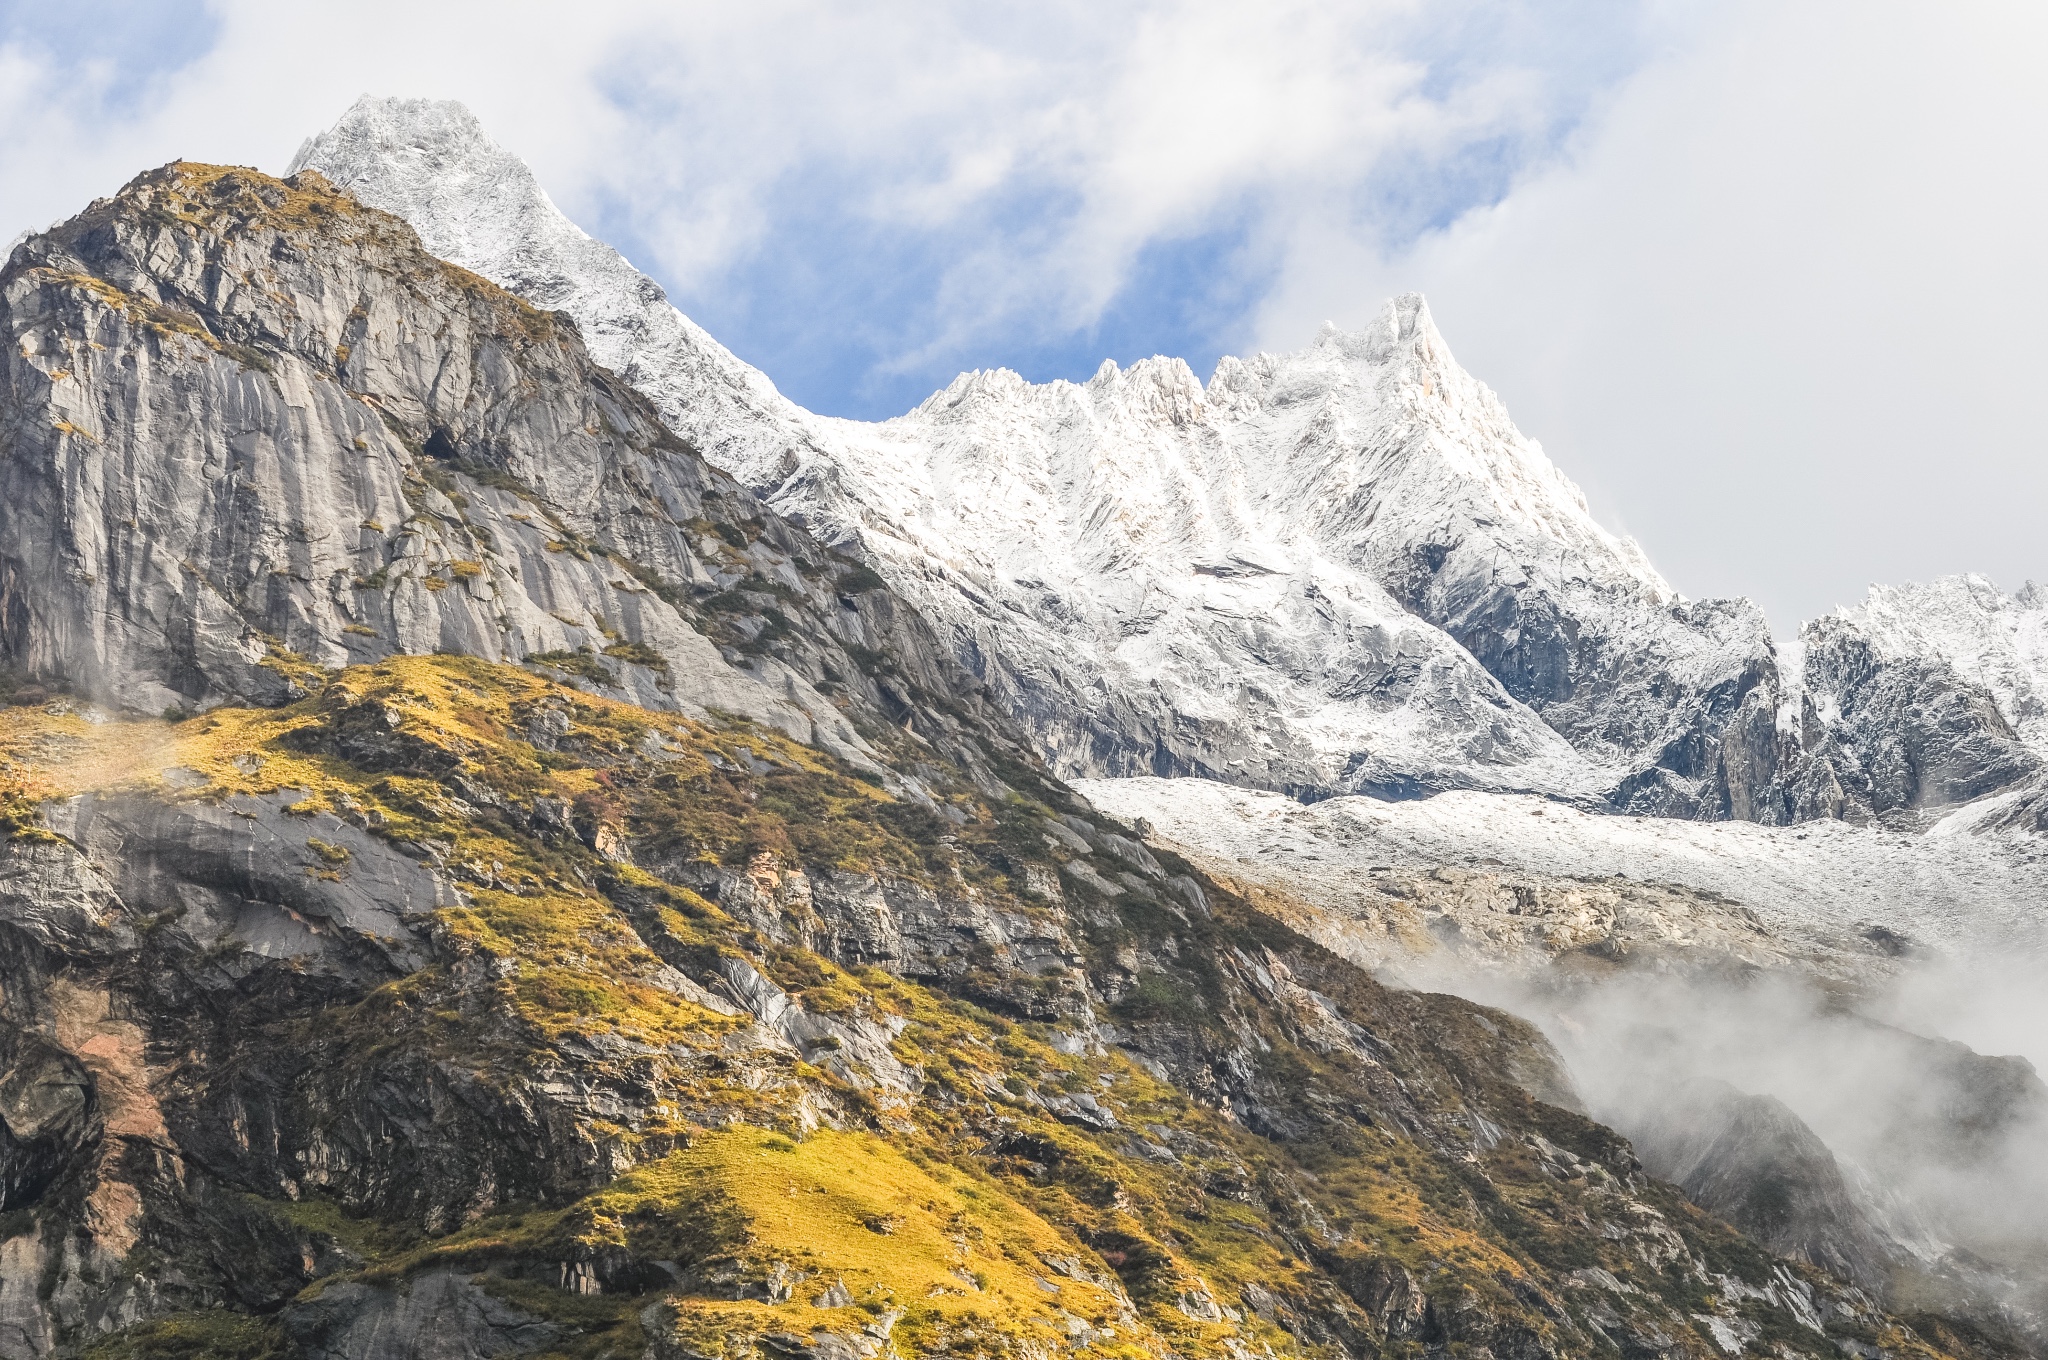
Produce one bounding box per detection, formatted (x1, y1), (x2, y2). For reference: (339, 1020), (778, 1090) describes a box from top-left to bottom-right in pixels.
(0, 162), (1029, 798)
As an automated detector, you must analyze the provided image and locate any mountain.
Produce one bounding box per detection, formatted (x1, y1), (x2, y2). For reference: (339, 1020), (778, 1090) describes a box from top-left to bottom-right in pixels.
(1623, 1080), (1900, 1294)
(284, 96), (816, 493)
(0, 157), (1078, 800)
(293, 96), (1848, 823)
(280, 96), (2048, 1350)
(1076, 769), (2048, 1344)
(0, 158), (1998, 1360)
(1802, 574), (2048, 816)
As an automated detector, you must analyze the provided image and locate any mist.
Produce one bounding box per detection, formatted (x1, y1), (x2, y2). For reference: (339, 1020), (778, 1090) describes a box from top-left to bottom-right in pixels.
(1384, 940), (2048, 1335)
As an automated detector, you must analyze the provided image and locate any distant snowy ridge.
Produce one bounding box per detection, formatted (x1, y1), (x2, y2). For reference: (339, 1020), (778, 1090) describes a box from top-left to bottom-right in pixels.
(293, 97), (2048, 828)
(793, 303), (1622, 803)
(1801, 575), (2048, 816)
(296, 95), (1869, 820)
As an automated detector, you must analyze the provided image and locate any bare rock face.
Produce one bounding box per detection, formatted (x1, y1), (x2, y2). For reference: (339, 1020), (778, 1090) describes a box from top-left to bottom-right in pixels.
(0, 161), (1006, 786)
(285, 1271), (564, 1360)
(1626, 1080), (1898, 1293)
(1802, 576), (2048, 816)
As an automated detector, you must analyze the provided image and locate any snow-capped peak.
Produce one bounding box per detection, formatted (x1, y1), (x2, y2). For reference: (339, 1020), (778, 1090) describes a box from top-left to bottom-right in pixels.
(1805, 574), (2048, 768)
(295, 97), (1815, 818)
(290, 95), (813, 478)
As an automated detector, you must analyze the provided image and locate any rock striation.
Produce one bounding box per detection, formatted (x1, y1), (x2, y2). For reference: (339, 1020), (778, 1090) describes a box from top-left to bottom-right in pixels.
(0, 158), (1034, 800)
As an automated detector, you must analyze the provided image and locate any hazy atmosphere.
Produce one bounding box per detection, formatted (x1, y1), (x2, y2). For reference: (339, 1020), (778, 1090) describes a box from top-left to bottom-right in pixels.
(3, 0), (2042, 632)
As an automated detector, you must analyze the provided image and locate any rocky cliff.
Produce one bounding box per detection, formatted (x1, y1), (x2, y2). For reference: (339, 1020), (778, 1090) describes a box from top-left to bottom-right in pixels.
(0, 654), (1970, 1360)
(0, 159), (1029, 796)
(1802, 575), (2048, 817)
(0, 162), (2006, 1359)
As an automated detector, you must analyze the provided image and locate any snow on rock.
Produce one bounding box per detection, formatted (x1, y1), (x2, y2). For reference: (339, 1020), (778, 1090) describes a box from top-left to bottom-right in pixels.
(1802, 576), (2048, 814)
(1078, 775), (2048, 968)
(293, 97), (1833, 819)
(287, 96), (816, 487)
(794, 322), (1617, 803)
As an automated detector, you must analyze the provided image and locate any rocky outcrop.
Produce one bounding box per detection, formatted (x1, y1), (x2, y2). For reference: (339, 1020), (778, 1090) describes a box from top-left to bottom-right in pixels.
(285, 1272), (563, 1360)
(0, 159), (1039, 806)
(1626, 1080), (1898, 1293)
(1611, 1036), (2048, 1347)
(1802, 576), (2048, 816)
(637, 846), (1092, 1022)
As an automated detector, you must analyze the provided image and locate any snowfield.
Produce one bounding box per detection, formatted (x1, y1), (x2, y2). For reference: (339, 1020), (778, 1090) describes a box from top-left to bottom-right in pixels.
(1078, 776), (2048, 960)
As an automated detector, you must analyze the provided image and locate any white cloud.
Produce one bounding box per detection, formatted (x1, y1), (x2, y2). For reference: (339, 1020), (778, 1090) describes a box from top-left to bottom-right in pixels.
(0, 1), (1621, 343)
(579, 1), (1610, 366)
(1255, 0), (2048, 629)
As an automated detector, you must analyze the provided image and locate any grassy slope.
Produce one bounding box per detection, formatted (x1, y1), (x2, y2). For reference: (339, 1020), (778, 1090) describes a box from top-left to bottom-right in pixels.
(0, 659), (1965, 1360)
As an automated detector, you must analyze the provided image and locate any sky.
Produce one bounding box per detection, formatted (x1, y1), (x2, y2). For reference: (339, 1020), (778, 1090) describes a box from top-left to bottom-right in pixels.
(1, 0), (2043, 633)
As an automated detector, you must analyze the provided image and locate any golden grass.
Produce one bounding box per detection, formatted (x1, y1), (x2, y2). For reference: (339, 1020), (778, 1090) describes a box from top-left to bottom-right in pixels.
(630, 1129), (1149, 1357)
(0, 656), (1911, 1360)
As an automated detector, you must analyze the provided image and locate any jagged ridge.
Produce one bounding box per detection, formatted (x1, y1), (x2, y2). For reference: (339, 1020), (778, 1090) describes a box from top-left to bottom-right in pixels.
(292, 96), (1848, 824)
